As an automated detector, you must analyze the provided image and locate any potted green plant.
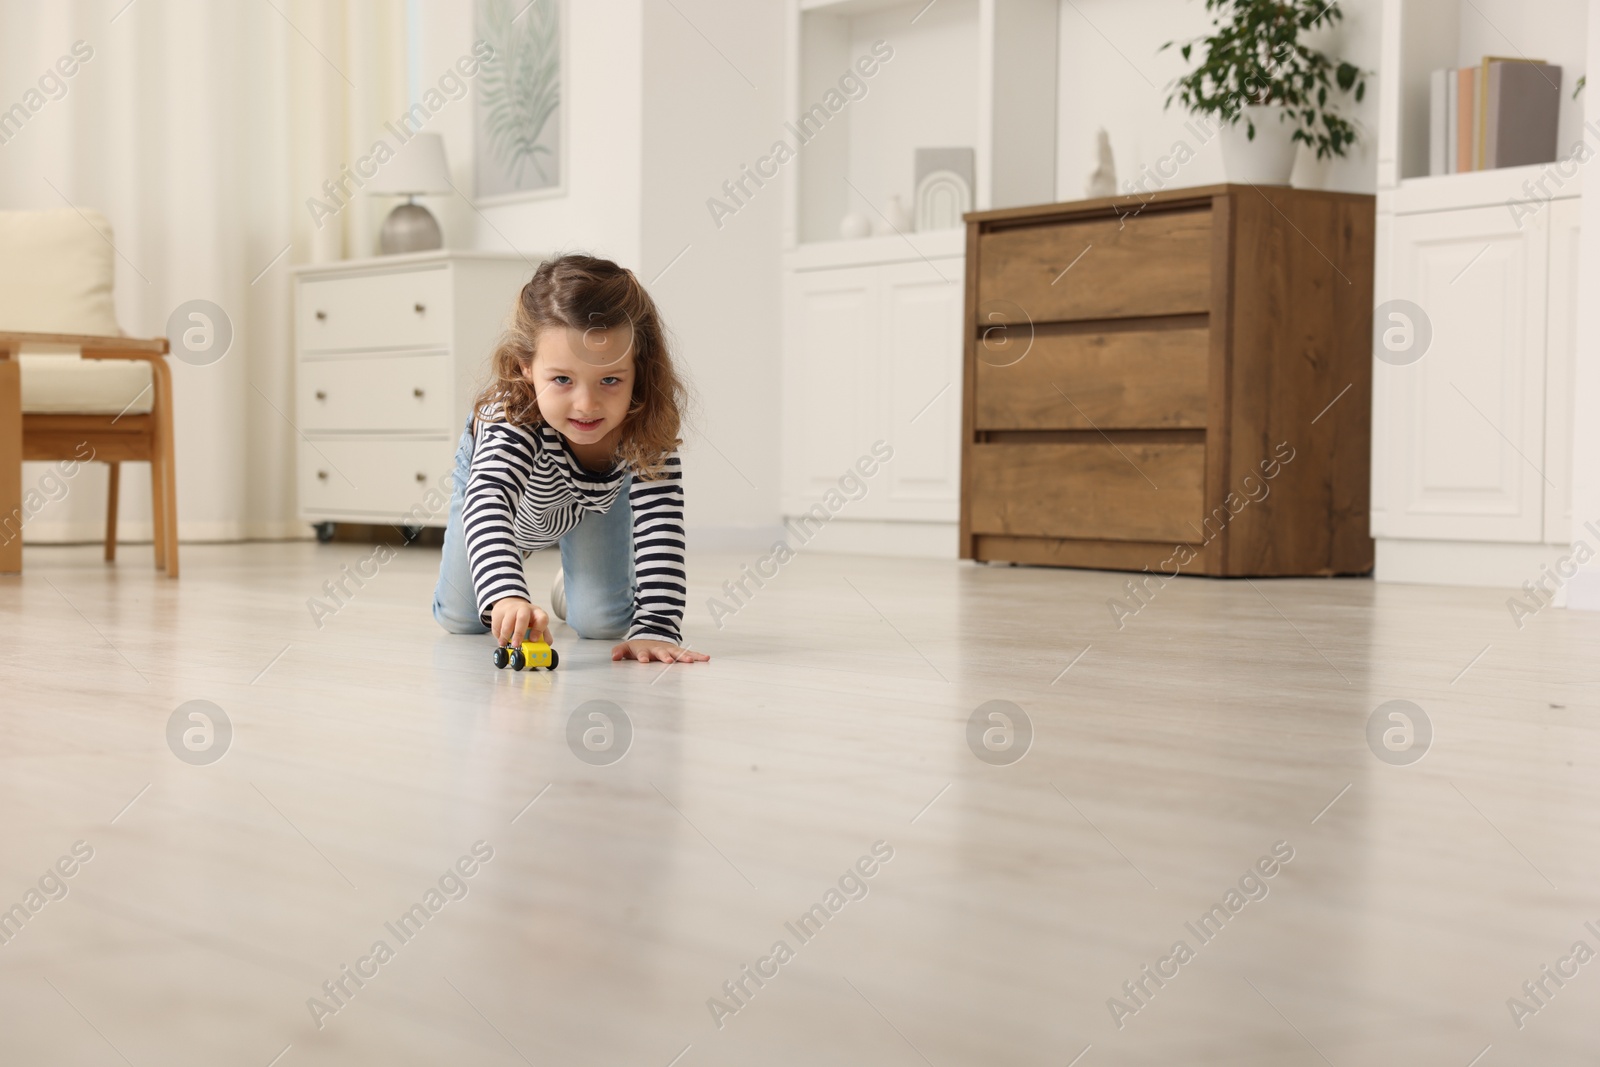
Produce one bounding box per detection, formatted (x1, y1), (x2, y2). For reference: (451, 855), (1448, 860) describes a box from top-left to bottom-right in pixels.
(1162, 0), (1366, 185)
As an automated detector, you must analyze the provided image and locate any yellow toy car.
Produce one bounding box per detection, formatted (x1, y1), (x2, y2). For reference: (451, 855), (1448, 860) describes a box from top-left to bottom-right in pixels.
(493, 635), (559, 671)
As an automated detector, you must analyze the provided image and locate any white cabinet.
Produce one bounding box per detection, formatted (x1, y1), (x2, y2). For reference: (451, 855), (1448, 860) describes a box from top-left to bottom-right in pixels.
(778, 0), (1053, 555)
(291, 251), (532, 532)
(780, 240), (963, 530)
(1545, 196), (1581, 545)
(881, 262), (963, 514)
(1370, 0), (1587, 585)
(1371, 195), (1580, 582)
(1376, 205), (1549, 543)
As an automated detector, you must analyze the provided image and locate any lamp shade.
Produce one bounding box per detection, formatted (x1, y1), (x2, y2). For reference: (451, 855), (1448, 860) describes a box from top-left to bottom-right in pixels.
(369, 132), (451, 196)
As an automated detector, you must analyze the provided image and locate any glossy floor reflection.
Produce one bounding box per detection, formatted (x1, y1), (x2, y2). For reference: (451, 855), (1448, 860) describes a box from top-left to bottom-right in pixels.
(2, 541), (1598, 1066)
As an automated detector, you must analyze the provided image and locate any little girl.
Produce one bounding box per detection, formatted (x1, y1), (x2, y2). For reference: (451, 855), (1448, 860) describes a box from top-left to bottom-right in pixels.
(432, 254), (709, 665)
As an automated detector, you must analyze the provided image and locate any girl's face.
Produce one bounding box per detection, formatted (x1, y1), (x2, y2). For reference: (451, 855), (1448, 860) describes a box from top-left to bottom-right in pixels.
(527, 324), (635, 448)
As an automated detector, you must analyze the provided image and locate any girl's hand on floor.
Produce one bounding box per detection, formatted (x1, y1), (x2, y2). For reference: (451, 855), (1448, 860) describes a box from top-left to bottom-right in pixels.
(610, 640), (710, 664)
(490, 597), (551, 647)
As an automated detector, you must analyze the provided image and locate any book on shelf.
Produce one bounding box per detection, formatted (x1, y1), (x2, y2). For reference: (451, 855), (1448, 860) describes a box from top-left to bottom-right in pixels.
(1443, 68), (1457, 173)
(1428, 58), (1562, 175)
(1430, 69), (1448, 175)
(1486, 59), (1562, 168)
(1456, 66), (1475, 173)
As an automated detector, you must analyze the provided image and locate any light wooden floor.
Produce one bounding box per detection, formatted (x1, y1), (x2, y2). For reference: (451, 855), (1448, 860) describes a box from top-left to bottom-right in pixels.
(3, 541), (1599, 1066)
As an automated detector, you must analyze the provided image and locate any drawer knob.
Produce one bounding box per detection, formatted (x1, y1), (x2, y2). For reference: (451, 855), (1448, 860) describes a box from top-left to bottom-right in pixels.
(415, 472), (427, 483)
(315, 310), (327, 321)
(413, 387), (425, 398)
(314, 390), (327, 400)
(316, 470), (329, 481)
(413, 303), (426, 314)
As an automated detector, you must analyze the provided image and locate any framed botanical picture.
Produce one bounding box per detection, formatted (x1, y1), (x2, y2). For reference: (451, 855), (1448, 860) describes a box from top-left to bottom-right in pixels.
(473, 0), (564, 203)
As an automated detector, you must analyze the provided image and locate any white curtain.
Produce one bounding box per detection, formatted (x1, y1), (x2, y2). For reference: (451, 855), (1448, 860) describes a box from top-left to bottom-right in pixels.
(1, 0), (407, 542)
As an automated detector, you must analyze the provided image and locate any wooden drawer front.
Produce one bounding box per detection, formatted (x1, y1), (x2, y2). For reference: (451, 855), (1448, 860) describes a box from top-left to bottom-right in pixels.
(299, 355), (454, 433)
(298, 267), (453, 351)
(968, 442), (1205, 542)
(975, 326), (1210, 430)
(977, 209), (1213, 323)
(298, 438), (455, 519)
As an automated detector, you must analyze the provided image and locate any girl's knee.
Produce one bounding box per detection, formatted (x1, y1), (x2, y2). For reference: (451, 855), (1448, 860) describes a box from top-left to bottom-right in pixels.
(433, 599), (489, 635)
(565, 602), (628, 641)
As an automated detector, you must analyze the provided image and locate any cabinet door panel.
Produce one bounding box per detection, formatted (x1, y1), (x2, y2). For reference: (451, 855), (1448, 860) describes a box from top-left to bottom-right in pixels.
(1380, 206), (1546, 541)
(878, 261), (962, 521)
(1545, 197), (1579, 544)
(782, 268), (879, 511)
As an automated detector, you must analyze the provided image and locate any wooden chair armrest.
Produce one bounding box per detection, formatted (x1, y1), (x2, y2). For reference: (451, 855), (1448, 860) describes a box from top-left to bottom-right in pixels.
(0, 331), (169, 359)
(77, 348), (173, 364)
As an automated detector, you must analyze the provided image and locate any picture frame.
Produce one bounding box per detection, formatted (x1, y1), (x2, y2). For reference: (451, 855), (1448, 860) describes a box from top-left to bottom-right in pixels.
(473, 0), (566, 204)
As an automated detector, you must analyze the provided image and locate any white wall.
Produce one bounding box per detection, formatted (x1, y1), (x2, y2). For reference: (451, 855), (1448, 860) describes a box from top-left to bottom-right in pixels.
(412, 0), (644, 267)
(1054, 0), (1383, 200)
(414, 0), (783, 546)
(1566, 0), (1600, 610)
(640, 0), (785, 544)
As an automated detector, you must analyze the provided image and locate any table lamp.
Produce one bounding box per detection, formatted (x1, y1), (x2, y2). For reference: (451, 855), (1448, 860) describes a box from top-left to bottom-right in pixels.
(370, 132), (451, 254)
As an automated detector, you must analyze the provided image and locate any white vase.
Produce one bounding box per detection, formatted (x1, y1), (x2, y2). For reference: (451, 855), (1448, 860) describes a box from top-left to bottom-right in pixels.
(874, 194), (914, 236)
(1220, 105), (1298, 185)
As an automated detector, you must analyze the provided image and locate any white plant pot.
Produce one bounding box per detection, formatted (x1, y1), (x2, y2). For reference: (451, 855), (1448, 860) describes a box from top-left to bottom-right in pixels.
(1220, 105), (1298, 185)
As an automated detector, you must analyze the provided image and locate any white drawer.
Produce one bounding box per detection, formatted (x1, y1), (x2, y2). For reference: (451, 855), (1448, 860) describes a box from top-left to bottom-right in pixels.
(298, 438), (457, 522)
(298, 354), (455, 433)
(297, 267), (453, 352)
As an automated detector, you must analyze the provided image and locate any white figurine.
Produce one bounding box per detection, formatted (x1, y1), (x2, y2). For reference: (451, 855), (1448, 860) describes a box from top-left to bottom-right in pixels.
(1086, 129), (1117, 199)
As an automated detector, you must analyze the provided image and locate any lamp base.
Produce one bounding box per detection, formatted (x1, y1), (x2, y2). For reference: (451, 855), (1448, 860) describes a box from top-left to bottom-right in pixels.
(379, 202), (442, 255)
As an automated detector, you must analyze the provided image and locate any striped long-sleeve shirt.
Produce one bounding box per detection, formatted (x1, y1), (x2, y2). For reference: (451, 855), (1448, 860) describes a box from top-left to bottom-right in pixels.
(462, 407), (686, 643)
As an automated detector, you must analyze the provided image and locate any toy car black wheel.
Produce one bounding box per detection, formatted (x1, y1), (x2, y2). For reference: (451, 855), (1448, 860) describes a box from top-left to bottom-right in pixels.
(493, 647), (509, 669)
(547, 649), (558, 670)
(509, 649), (526, 671)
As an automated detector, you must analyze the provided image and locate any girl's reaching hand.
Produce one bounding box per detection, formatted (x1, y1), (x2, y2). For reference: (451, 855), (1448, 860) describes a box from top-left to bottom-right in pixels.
(610, 640), (710, 664)
(490, 596), (551, 647)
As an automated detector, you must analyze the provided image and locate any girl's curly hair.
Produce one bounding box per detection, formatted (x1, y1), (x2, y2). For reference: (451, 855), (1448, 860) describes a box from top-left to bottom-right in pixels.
(474, 253), (688, 478)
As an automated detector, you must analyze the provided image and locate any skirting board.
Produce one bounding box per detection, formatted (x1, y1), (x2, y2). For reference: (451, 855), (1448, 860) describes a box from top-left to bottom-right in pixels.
(1567, 569), (1600, 611)
(1375, 538), (1576, 590)
(21, 520), (313, 543)
(777, 517), (957, 559)
(687, 524), (789, 555)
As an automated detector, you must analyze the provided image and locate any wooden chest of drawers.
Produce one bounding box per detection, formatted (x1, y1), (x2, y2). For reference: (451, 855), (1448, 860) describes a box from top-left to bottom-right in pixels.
(960, 185), (1375, 576)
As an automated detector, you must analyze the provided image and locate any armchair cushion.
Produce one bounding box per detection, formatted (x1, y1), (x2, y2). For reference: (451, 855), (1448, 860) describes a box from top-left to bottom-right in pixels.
(0, 208), (153, 415)
(0, 208), (121, 335)
(20, 354), (153, 415)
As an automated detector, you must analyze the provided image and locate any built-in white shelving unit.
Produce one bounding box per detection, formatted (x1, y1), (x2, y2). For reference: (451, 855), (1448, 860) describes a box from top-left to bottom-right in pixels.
(779, 0), (1057, 555)
(1371, 0), (1588, 586)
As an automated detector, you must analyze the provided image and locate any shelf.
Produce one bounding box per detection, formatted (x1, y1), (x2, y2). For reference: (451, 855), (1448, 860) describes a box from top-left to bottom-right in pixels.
(785, 0), (1056, 246)
(1381, 0), (1588, 186)
(1390, 161), (1583, 215)
(798, 0), (911, 13)
(783, 228), (965, 271)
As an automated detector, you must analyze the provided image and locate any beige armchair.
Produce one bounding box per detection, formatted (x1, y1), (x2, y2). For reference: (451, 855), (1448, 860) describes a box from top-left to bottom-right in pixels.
(0, 209), (177, 576)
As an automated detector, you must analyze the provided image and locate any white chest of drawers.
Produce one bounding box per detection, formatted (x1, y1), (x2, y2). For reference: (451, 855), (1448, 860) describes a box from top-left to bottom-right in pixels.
(292, 251), (534, 535)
